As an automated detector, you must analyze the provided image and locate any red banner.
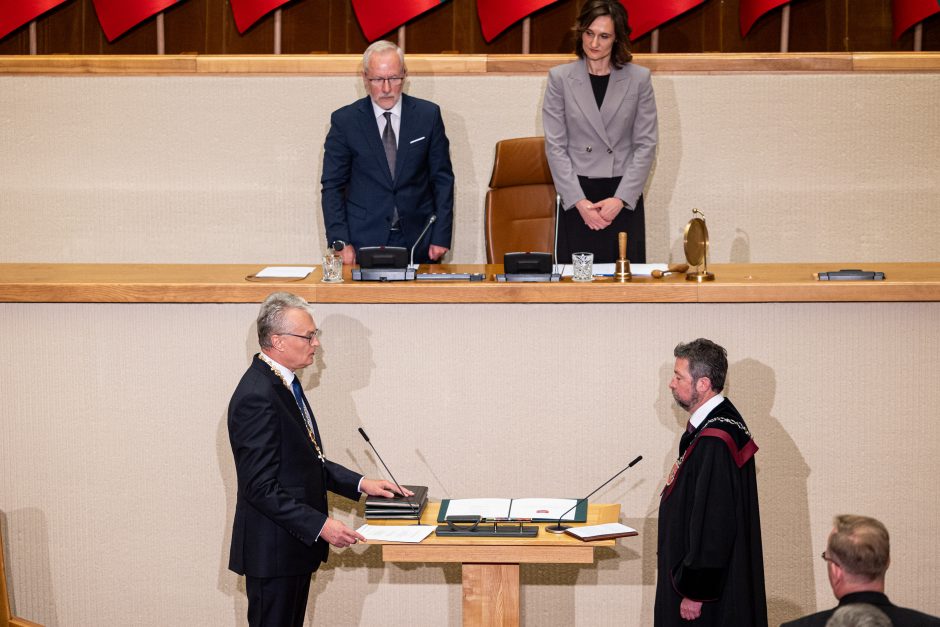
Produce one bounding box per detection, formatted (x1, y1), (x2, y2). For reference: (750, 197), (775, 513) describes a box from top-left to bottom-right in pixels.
(621, 0), (706, 40)
(230, 0), (289, 34)
(892, 0), (940, 40)
(740, 0), (789, 36)
(92, 0), (179, 41)
(0, 0), (67, 40)
(352, 0), (446, 42)
(477, 0), (556, 42)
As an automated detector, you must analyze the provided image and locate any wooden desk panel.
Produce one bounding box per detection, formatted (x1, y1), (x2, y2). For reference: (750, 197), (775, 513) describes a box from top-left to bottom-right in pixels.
(1, 263), (938, 303)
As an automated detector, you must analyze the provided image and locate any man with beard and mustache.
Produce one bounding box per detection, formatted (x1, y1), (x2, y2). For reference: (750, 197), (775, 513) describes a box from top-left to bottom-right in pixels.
(655, 338), (768, 626)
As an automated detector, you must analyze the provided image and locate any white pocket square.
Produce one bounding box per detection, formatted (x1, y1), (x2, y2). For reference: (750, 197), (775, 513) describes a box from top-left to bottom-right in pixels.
(409, 136), (426, 144)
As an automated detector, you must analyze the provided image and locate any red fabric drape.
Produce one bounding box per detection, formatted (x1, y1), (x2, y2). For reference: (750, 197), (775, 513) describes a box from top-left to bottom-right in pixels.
(0, 0), (67, 40)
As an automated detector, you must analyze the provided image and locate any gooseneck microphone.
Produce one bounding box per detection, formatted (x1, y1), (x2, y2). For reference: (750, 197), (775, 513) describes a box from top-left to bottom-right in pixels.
(357, 427), (421, 522)
(545, 455), (643, 534)
(409, 214), (437, 268)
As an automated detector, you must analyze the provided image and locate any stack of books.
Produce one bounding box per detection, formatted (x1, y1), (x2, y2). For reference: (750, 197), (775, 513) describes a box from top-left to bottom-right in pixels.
(365, 485), (428, 520)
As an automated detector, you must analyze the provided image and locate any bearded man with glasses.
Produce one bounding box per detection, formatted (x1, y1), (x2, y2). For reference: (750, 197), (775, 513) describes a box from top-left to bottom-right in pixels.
(321, 39), (455, 266)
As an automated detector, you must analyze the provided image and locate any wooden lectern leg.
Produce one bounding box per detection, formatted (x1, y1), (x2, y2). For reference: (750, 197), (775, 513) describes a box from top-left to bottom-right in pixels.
(462, 563), (520, 627)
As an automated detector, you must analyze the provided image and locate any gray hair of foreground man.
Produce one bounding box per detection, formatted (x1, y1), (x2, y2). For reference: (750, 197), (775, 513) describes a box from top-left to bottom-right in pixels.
(257, 292), (313, 348)
(674, 338), (728, 393)
(825, 603), (893, 627)
(362, 40), (407, 74)
(828, 515), (891, 581)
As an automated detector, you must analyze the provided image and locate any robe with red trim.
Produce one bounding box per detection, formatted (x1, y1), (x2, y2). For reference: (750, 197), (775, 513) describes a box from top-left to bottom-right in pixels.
(655, 398), (768, 626)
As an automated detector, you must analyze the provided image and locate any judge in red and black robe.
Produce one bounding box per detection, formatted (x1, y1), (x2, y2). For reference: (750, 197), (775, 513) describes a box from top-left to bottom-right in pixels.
(656, 340), (767, 626)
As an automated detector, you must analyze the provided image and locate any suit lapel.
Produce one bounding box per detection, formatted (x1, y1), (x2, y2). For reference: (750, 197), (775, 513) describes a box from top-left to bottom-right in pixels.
(252, 356), (323, 457)
(600, 64), (630, 128)
(356, 97), (394, 186)
(568, 59), (611, 146)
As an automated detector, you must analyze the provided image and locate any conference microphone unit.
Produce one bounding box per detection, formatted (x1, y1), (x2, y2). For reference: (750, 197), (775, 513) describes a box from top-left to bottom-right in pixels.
(545, 455), (643, 534)
(357, 427), (422, 523)
(409, 214), (437, 269)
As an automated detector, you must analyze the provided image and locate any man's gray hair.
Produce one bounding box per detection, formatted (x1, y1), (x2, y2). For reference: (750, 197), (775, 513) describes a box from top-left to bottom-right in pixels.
(257, 292), (312, 349)
(825, 604), (893, 627)
(674, 338), (728, 393)
(362, 40), (406, 74)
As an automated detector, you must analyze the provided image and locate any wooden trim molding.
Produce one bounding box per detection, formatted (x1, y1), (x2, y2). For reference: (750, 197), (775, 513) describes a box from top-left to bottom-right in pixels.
(1, 263), (938, 304)
(1, 53), (938, 76)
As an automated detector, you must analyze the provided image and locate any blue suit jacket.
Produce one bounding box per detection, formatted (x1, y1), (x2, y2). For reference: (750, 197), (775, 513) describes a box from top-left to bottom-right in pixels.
(321, 94), (455, 263)
(228, 355), (362, 578)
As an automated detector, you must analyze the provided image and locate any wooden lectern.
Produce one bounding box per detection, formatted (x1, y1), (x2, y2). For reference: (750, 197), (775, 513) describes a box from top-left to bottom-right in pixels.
(370, 502), (623, 627)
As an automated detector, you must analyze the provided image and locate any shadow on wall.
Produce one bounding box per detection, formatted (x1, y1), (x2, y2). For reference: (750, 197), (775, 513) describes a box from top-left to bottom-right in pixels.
(640, 356), (815, 625)
(732, 357), (815, 625)
(1, 508), (58, 627)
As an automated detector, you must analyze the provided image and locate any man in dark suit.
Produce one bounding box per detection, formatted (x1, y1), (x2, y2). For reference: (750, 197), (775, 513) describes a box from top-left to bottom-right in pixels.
(228, 291), (407, 627)
(782, 515), (940, 627)
(321, 40), (454, 266)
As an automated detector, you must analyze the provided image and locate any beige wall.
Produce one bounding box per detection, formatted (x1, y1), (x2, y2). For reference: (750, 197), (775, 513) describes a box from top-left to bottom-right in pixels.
(1, 301), (939, 625)
(1, 71), (938, 265)
(2, 67), (940, 626)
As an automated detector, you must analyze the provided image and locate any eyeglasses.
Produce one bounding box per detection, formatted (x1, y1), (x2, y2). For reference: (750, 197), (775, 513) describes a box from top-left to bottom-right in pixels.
(280, 329), (321, 344)
(821, 551), (840, 567)
(366, 76), (404, 86)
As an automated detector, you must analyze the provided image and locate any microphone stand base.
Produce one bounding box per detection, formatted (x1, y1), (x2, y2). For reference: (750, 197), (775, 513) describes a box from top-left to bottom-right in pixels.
(544, 524), (571, 534)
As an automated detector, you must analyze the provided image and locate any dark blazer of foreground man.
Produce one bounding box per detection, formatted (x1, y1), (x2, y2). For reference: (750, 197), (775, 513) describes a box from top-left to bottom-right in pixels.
(781, 514), (940, 627)
(655, 338), (767, 626)
(228, 291), (404, 627)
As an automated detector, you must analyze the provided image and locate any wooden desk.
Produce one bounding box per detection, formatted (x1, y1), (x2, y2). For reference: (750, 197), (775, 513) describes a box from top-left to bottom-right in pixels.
(1, 262), (939, 303)
(369, 502), (622, 627)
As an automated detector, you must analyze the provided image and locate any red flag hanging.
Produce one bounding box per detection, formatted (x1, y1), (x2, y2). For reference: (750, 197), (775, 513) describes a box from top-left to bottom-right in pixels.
(351, 0), (447, 42)
(620, 0), (706, 40)
(0, 0), (67, 40)
(740, 0), (789, 36)
(91, 0), (180, 41)
(477, 0), (557, 42)
(892, 0), (940, 40)
(230, 0), (289, 34)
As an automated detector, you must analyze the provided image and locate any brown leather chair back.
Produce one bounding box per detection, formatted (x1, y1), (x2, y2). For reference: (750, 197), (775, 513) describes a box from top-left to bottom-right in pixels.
(484, 137), (557, 264)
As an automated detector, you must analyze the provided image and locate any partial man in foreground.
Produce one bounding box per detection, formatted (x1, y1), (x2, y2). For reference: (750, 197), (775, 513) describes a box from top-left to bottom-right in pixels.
(321, 40), (454, 265)
(227, 291), (408, 627)
(782, 514), (940, 626)
(655, 338), (767, 626)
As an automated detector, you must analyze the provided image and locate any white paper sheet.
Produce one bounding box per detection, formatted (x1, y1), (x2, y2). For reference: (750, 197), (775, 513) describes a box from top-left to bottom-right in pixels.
(356, 524), (436, 543)
(253, 266), (314, 279)
(443, 498), (512, 519)
(508, 498), (579, 520)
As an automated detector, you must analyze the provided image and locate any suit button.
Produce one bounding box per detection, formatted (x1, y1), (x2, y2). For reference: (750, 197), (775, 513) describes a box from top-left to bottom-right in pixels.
(586, 146), (592, 153)
(607, 148), (613, 154)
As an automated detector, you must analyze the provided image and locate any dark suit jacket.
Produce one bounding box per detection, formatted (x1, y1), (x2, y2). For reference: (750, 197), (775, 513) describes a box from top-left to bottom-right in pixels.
(781, 591), (940, 627)
(228, 355), (362, 578)
(321, 93), (454, 264)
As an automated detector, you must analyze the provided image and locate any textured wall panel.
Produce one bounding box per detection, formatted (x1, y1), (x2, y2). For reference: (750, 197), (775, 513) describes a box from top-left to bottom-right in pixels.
(1, 73), (938, 265)
(1, 301), (939, 625)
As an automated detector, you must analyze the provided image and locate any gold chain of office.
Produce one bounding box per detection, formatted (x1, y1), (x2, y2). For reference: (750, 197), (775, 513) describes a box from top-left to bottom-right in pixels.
(666, 416), (751, 486)
(258, 353), (326, 463)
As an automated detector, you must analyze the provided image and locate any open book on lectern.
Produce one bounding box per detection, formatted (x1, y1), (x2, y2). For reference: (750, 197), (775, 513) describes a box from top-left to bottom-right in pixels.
(437, 497), (588, 523)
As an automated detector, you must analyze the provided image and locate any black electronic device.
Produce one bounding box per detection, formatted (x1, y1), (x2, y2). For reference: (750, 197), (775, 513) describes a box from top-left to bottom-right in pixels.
(495, 252), (561, 282)
(817, 269), (885, 281)
(416, 272), (485, 281)
(436, 516), (539, 538)
(352, 246), (414, 281)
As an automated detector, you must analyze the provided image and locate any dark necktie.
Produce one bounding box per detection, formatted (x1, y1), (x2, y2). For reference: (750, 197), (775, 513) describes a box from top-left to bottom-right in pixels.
(382, 111), (396, 178)
(290, 377), (321, 446)
(679, 421), (696, 456)
(382, 111), (401, 228)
